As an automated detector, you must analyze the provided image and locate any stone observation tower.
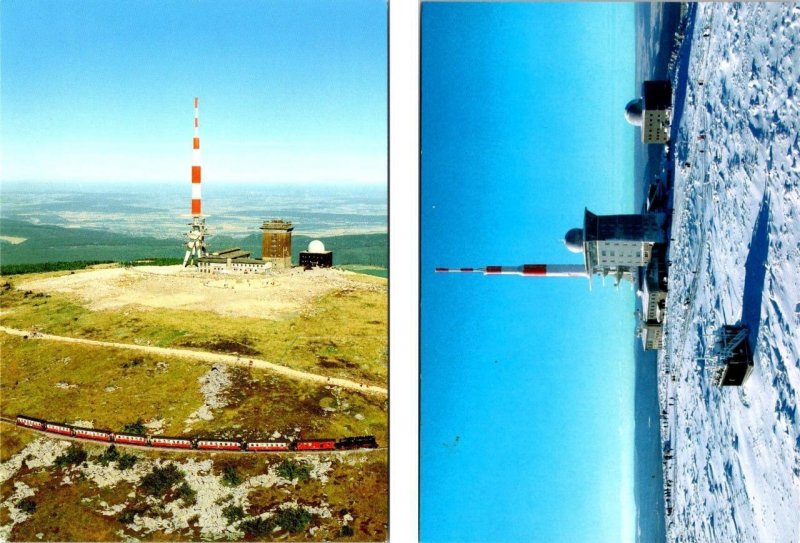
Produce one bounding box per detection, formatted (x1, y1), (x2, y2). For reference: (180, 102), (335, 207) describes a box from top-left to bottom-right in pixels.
(260, 219), (294, 269)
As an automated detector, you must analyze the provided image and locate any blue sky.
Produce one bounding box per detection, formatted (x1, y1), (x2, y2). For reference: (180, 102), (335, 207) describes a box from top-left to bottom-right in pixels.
(0, 0), (386, 184)
(421, 3), (636, 542)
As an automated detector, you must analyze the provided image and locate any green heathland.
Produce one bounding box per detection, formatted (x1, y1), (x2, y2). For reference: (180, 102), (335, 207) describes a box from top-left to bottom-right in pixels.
(0, 335), (387, 443)
(0, 272), (387, 386)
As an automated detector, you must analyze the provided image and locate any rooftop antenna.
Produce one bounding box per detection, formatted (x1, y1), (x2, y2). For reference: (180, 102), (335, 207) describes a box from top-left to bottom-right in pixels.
(183, 97), (208, 267)
(435, 264), (588, 278)
(435, 209), (667, 291)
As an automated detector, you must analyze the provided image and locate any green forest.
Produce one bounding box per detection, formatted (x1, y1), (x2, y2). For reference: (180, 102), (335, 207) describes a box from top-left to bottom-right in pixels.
(0, 219), (387, 275)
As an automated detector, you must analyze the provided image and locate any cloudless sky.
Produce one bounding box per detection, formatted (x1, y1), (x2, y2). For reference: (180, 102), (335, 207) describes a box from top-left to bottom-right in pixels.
(421, 3), (636, 542)
(0, 0), (386, 184)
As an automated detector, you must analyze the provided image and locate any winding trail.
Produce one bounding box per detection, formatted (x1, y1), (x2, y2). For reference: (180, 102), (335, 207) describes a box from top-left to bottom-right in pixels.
(0, 326), (387, 396)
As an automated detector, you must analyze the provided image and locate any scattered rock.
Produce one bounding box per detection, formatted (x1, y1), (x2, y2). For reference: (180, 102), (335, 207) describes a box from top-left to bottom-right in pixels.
(0, 481), (37, 541)
(184, 363), (232, 429)
(0, 438), (71, 484)
(143, 418), (165, 434)
(71, 419), (94, 428)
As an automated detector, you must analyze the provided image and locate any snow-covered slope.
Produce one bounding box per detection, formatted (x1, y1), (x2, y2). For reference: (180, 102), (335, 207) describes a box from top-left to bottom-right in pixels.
(661, 3), (800, 542)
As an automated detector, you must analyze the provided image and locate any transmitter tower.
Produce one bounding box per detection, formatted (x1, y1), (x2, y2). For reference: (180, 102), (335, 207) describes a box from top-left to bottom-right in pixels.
(183, 97), (208, 267)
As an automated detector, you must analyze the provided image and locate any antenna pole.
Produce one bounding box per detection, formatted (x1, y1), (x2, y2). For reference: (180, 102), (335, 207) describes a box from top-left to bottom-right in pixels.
(183, 96), (208, 268)
(435, 264), (588, 278)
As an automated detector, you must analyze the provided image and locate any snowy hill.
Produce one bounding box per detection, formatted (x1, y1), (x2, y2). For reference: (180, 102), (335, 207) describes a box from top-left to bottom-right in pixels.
(661, 3), (800, 542)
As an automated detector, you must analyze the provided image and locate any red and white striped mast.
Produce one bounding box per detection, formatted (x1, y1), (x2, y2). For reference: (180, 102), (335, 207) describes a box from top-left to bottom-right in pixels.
(435, 264), (588, 278)
(183, 96), (208, 267)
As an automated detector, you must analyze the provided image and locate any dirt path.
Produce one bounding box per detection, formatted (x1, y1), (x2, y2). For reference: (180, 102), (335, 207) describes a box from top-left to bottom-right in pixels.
(0, 326), (387, 396)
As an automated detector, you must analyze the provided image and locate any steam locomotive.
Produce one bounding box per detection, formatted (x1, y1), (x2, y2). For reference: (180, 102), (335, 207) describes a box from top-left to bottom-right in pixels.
(16, 414), (378, 452)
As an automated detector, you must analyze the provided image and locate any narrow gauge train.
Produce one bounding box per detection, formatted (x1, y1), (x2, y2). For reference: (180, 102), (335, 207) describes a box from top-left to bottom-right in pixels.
(16, 415), (378, 452)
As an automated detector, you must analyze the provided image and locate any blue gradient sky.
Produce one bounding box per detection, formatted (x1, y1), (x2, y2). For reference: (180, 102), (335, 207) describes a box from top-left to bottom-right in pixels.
(421, 3), (636, 542)
(0, 0), (386, 184)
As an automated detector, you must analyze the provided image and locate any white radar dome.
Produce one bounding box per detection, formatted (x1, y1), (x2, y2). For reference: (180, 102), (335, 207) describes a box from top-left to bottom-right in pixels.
(564, 228), (584, 253)
(308, 240), (326, 253)
(625, 98), (643, 126)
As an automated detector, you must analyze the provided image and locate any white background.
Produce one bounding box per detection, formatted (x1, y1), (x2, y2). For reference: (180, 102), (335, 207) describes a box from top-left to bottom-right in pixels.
(389, 1), (420, 540)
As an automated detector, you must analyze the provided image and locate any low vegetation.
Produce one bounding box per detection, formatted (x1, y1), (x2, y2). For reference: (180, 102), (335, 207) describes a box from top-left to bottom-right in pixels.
(175, 481), (197, 505)
(122, 419), (146, 435)
(240, 506), (313, 537)
(118, 453), (138, 470)
(140, 463), (185, 496)
(16, 498), (37, 514)
(276, 459), (312, 483)
(222, 504), (245, 524)
(221, 465), (243, 487)
(96, 444), (120, 466)
(54, 444), (87, 468)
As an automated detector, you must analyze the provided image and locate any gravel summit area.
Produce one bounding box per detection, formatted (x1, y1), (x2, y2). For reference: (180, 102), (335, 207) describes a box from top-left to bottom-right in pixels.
(17, 265), (384, 320)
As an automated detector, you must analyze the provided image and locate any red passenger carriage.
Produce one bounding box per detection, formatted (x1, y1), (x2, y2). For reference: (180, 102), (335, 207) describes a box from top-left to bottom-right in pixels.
(113, 433), (148, 446)
(196, 439), (242, 451)
(72, 426), (112, 442)
(245, 440), (291, 452)
(150, 436), (193, 449)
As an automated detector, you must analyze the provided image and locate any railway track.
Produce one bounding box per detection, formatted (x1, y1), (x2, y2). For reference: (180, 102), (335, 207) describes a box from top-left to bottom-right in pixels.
(0, 416), (386, 457)
(0, 325), (387, 396)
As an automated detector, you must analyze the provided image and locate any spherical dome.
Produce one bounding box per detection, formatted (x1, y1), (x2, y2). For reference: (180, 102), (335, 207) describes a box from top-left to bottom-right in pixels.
(564, 228), (584, 253)
(625, 98), (643, 126)
(308, 240), (325, 253)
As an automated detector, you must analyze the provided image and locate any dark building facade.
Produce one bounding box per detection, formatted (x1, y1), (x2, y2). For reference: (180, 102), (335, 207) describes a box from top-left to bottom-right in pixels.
(299, 251), (333, 268)
(260, 219), (293, 269)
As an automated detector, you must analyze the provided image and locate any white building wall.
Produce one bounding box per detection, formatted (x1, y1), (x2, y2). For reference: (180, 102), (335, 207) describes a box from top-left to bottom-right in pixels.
(596, 240), (654, 267)
(643, 110), (670, 143)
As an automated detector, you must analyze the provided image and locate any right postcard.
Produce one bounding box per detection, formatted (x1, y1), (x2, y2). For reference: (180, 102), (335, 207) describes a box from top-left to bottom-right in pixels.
(420, 3), (800, 543)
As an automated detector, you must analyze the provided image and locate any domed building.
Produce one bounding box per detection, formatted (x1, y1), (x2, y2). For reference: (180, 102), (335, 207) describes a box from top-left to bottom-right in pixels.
(625, 80), (672, 144)
(624, 98), (643, 126)
(299, 239), (333, 269)
(564, 208), (666, 286)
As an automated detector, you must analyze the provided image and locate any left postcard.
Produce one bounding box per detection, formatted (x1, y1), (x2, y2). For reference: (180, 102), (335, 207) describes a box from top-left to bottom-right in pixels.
(0, 1), (388, 541)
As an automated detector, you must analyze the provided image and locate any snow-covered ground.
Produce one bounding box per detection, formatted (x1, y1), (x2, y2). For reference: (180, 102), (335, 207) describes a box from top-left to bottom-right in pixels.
(661, 3), (800, 542)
